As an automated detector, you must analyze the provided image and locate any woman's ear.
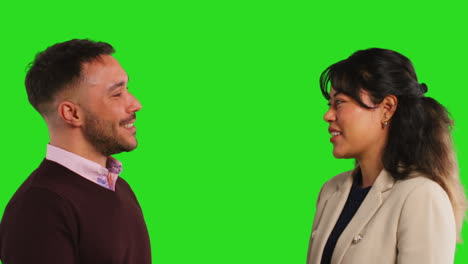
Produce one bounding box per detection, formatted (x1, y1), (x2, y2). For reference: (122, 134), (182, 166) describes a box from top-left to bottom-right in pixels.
(381, 95), (398, 121)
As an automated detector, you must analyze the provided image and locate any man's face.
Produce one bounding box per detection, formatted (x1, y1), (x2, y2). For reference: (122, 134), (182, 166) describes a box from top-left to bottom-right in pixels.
(78, 55), (142, 156)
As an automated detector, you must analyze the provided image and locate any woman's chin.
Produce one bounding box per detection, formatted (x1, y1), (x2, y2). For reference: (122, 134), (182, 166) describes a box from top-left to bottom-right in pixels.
(332, 149), (352, 159)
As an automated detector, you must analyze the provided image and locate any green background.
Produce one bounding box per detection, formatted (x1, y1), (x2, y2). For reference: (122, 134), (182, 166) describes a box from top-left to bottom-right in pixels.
(0, 0), (467, 263)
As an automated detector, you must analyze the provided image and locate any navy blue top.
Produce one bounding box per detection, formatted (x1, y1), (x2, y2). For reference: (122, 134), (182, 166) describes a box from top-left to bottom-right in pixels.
(321, 171), (371, 264)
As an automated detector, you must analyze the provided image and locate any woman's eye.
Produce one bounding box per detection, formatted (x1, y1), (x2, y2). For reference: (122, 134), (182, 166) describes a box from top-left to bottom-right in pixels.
(333, 99), (342, 106)
(327, 99), (344, 108)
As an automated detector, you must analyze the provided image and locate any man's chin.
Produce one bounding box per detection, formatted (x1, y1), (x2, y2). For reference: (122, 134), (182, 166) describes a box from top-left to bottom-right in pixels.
(124, 145), (138, 152)
(122, 139), (138, 152)
(102, 141), (138, 156)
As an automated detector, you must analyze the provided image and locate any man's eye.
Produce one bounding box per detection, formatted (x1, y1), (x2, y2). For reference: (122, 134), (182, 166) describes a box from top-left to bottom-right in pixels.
(112, 93), (122, 97)
(335, 99), (344, 106)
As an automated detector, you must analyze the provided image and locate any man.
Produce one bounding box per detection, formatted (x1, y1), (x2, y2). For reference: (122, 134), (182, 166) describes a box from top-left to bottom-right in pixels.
(0, 39), (151, 263)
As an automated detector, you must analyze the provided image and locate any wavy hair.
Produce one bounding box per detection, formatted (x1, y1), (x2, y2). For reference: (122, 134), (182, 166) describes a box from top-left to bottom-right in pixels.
(320, 48), (466, 241)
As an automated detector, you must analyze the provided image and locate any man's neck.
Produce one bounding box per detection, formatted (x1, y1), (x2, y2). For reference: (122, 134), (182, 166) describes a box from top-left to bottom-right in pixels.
(49, 140), (107, 168)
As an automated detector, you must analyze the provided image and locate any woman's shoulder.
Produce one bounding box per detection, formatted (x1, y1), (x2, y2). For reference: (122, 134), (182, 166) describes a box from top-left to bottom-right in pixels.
(392, 173), (455, 237)
(324, 169), (353, 187)
(318, 169), (354, 198)
(321, 169), (448, 199)
(393, 173), (450, 201)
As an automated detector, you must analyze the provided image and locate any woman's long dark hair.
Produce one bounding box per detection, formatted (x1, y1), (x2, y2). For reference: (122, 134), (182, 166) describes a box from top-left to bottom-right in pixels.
(320, 48), (466, 240)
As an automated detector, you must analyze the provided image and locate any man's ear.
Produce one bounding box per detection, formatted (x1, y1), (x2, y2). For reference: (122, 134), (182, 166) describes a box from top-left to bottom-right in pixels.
(381, 95), (398, 120)
(57, 101), (84, 127)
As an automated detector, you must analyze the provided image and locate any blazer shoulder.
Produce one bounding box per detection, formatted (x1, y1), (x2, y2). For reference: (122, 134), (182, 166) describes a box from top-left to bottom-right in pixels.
(391, 174), (452, 210)
(319, 169), (353, 199)
(395, 174), (447, 196)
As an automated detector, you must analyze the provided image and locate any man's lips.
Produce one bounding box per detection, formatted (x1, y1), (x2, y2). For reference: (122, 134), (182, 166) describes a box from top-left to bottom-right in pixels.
(123, 121), (135, 129)
(120, 114), (137, 127)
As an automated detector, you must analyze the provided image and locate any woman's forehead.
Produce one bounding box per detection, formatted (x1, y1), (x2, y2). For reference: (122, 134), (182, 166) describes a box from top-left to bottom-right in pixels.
(329, 87), (374, 105)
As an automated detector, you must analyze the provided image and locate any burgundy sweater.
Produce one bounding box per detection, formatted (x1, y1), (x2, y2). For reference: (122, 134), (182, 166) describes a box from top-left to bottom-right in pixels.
(0, 159), (151, 264)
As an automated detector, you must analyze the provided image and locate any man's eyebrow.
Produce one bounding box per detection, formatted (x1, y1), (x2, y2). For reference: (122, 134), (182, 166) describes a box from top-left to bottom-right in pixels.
(107, 76), (129, 92)
(108, 81), (125, 92)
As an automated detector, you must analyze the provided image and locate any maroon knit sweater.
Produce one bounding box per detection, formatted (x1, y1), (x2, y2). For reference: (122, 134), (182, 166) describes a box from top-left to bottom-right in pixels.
(0, 159), (151, 264)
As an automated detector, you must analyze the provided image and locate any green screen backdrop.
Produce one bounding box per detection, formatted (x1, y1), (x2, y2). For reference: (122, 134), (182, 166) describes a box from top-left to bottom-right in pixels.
(0, 0), (467, 263)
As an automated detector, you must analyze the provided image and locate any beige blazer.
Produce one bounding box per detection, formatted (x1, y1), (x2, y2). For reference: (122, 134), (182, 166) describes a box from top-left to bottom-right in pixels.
(307, 168), (456, 264)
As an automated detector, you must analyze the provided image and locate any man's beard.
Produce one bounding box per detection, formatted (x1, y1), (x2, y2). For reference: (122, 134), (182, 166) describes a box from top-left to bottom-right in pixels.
(83, 110), (137, 157)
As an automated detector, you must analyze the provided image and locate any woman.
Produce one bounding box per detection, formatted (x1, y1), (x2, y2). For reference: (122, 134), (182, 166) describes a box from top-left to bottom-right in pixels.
(307, 48), (466, 264)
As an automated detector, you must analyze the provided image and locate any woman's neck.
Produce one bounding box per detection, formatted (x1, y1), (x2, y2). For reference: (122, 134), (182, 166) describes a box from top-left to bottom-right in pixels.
(357, 154), (384, 188)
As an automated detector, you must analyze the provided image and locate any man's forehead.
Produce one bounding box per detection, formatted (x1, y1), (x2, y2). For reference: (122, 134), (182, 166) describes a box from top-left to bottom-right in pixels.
(81, 55), (119, 72)
(80, 55), (128, 85)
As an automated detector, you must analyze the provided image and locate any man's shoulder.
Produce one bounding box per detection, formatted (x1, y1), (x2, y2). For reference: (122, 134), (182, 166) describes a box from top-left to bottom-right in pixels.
(7, 159), (95, 210)
(21, 159), (80, 190)
(5, 160), (74, 205)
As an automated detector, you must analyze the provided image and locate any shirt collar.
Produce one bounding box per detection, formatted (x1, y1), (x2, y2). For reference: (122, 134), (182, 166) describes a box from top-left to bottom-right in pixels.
(45, 144), (122, 191)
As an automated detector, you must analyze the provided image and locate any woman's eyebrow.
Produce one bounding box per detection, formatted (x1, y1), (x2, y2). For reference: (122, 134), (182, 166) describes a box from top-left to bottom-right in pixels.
(332, 91), (342, 97)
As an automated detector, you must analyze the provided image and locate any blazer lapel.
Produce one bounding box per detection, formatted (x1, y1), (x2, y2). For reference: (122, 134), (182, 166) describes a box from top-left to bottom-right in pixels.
(331, 169), (395, 264)
(308, 172), (354, 264)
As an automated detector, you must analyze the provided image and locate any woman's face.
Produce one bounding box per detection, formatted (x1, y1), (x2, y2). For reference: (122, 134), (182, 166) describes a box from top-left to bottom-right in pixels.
(324, 88), (387, 161)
